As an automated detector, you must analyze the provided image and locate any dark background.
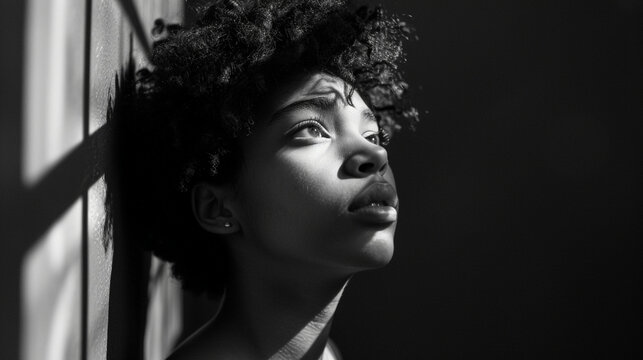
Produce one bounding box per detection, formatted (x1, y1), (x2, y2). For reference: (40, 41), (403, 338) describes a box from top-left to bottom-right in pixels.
(332, 0), (641, 359)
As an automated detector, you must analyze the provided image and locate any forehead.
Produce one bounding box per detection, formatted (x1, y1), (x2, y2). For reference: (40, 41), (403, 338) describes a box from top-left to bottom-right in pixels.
(259, 72), (355, 116)
(278, 73), (349, 107)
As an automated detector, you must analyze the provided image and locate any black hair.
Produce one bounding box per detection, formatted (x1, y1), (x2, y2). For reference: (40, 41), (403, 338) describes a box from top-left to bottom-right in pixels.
(108, 0), (418, 297)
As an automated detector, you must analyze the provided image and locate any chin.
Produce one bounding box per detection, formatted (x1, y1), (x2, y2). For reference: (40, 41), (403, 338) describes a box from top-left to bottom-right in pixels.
(341, 227), (396, 271)
(361, 234), (395, 268)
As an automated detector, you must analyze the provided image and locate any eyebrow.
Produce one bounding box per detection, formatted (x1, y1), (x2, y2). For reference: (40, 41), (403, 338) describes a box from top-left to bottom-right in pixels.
(271, 96), (378, 125)
(362, 108), (377, 124)
(271, 97), (337, 122)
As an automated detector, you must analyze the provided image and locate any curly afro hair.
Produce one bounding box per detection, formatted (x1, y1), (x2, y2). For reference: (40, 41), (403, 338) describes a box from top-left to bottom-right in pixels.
(109, 0), (418, 297)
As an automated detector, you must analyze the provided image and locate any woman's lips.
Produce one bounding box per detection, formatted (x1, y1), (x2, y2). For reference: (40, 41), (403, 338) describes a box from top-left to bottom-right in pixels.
(349, 204), (398, 225)
(348, 182), (399, 225)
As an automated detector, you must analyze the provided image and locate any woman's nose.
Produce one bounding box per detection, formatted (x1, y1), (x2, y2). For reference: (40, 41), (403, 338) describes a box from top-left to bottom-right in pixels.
(343, 141), (389, 178)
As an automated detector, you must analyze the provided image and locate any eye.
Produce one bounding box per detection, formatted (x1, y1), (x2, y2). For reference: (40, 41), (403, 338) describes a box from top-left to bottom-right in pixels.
(363, 128), (391, 147)
(286, 119), (330, 141)
(364, 132), (381, 146)
(296, 126), (324, 138)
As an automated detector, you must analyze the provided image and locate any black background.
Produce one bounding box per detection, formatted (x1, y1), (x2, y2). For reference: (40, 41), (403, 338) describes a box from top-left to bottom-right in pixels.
(332, 0), (641, 358)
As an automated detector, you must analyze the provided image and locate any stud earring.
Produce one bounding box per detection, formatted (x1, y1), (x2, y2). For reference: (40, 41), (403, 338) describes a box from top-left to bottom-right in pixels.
(223, 221), (232, 228)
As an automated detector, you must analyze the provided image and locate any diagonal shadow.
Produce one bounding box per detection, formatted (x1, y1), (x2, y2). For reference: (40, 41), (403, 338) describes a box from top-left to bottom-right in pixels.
(116, 0), (152, 59)
(1, 125), (107, 250)
(0, 1), (157, 359)
(2, 0), (157, 258)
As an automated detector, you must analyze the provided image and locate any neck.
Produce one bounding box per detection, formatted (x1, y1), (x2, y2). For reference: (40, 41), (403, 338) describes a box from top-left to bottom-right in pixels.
(213, 256), (350, 360)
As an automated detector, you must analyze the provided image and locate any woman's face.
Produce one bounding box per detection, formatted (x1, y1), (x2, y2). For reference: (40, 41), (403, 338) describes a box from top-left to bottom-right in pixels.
(231, 73), (398, 274)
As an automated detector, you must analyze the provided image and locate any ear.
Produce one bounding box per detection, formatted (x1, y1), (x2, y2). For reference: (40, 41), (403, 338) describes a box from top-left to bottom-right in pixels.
(191, 182), (239, 235)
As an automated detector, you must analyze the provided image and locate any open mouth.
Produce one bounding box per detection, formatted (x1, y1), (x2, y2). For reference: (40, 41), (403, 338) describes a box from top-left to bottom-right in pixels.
(348, 182), (398, 211)
(366, 201), (387, 207)
(348, 182), (399, 225)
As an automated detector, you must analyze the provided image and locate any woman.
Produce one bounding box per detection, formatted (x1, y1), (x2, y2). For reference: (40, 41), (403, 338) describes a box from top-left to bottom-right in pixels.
(110, 0), (418, 358)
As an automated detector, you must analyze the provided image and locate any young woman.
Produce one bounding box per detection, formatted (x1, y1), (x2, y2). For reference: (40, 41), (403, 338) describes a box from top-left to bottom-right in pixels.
(110, 0), (418, 358)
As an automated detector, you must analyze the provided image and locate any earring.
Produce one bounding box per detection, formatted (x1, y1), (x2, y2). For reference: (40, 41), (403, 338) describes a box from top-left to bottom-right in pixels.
(223, 221), (232, 228)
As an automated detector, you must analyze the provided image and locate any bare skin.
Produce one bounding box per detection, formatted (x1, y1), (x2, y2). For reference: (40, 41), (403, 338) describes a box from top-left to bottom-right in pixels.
(169, 258), (347, 360)
(168, 73), (397, 359)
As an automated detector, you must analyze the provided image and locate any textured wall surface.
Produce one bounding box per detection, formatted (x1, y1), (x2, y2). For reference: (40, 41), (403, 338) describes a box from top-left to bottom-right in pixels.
(18, 1), (185, 359)
(22, 0), (86, 185)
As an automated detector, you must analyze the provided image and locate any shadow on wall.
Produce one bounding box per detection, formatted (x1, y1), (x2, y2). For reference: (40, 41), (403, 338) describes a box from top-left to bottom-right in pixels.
(104, 44), (184, 360)
(2, 0), (214, 359)
(20, 36), (184, 360)
(13, 0), (187, 359)
(103, 28), (220, 360)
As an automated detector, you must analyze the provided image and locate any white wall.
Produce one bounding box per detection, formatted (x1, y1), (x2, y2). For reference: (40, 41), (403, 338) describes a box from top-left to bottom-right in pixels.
(20, 1), (185, 359)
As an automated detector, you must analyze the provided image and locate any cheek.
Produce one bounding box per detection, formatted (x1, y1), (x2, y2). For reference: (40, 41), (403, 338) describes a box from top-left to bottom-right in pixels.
(384, 165), (396, 188)
(234, 146), (398, 270)
(236, 152), (343, 252)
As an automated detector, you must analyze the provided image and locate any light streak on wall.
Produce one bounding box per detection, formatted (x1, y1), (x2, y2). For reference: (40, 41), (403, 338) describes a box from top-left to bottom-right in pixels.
(19, 0), (186, 359)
